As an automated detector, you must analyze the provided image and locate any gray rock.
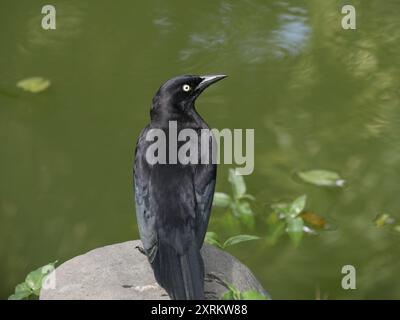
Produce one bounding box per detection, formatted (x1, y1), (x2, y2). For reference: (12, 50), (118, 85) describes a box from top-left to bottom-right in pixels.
(40, 240), (267, 300)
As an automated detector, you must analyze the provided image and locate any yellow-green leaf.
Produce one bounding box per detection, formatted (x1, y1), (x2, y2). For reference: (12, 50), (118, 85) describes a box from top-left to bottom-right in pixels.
(204, 232), (222, 248)
(374, 213), (395, 228)
(17, 77), (51, 93)
(223, 234), (260, 248)
(240, 290), (268, 300)
(289, 195), (307, 216)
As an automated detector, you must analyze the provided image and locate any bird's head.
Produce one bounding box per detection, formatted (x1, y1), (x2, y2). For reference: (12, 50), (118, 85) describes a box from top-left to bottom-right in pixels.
(151, 74), (226, 120)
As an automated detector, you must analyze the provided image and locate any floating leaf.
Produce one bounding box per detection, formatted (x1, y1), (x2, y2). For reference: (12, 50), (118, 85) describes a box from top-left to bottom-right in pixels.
(223, 235), (260, 248)
(17, 77), (51, 93)
(300, 211), (328, 229)
(204, 232), (222, 248)
(213, 192), (232, 208)
(240, 290), (268, 300)
(297, 170), (345, 187)
(228, 168), (246, 199)
(289, 195), (307, 217)
(287, 217), (304, 247)
(374, 213), (395, 228)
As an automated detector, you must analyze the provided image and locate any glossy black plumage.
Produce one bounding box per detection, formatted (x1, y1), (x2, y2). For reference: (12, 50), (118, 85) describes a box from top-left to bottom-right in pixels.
(134, 75), (226, 300)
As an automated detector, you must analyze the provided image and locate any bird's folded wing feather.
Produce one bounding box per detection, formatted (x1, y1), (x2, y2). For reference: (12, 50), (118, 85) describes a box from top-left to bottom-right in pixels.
(194, 163), (216, 246)
(134, 127), (158, 262)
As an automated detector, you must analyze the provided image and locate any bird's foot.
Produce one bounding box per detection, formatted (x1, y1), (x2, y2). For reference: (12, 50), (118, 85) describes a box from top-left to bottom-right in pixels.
(135, 245), (146, 255)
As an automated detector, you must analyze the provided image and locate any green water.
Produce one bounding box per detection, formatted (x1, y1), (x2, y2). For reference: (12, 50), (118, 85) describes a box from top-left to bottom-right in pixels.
(1, 0), (400, 299)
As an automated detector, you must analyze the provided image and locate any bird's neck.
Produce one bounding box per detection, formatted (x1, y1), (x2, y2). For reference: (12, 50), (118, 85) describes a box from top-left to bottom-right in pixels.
(150, 104), (206, 129)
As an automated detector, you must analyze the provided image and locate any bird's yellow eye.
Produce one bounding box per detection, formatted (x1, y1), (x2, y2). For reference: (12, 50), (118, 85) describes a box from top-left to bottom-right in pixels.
(182, 84), (191, 92)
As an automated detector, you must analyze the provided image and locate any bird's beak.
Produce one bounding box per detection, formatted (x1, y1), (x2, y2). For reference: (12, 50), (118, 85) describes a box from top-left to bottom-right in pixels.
(195, 74), (227, 94)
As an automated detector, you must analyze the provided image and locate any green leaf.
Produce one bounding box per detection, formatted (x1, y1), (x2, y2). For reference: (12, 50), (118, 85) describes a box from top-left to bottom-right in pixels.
(25, 270), (43, 293)
(16, 282), (31, 294)
(231, 201), (255, 228)
(265, 220), (286, 246)
(297, 170), (345, 187)
(374, 213), (395, 228)
(239, 194), (256, 201)
(230, 202), (240, 218)
(228, 169), (246, 199)
(271, 202), (291, 216)
(237, 200), (254, 216)
(222, 285), (269, 300)
(221, 290), (235, 300)
(213, 192), (232, 208)
(240, 290), (268, 300)
(8, 283), (32, 300)
(17, 77), (51, 93)
(225, 282), (239, 293)
(204, 232), (223, 248)
(8, 261), (57, 300)
(287, 217), (304, 247)
(289, 195), (307, 217)
(8, 291), (32, 300)
(240, 214), (255, 229)
(25, 262), (57, 295)
(231, 202), (253, 218)
(221, 282), (241, 300)
(223, 235), (260, 248)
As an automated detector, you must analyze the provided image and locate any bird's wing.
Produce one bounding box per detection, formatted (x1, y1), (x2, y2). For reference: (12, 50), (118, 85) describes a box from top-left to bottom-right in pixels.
(149, 164), (204, 299)
(149, 164), (197, 252)
(194, 162), (216, 246)
(134, 126), (158, 262)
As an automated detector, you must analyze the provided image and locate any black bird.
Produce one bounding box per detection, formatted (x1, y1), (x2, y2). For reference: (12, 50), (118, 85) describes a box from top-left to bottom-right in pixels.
(134, 74), (226, 300)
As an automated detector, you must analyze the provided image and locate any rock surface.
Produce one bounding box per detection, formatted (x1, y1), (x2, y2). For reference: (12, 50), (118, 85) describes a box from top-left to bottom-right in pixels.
(40, 240), (267, 300)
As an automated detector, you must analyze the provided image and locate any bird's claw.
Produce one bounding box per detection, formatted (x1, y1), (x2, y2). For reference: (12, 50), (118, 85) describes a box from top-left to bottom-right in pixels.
(135, 245), (146, 255)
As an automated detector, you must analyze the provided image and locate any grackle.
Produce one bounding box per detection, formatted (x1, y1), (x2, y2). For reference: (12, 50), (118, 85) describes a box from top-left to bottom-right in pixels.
(134, 75), (226, 300)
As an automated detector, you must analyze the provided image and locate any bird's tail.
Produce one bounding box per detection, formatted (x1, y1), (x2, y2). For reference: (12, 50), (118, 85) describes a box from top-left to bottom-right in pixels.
(152, 240), (204, 300)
